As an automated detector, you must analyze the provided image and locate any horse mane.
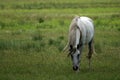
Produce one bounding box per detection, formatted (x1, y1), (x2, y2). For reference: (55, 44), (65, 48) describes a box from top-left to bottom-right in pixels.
(69, 16), (79, 31)
(63, 16), (81, 52)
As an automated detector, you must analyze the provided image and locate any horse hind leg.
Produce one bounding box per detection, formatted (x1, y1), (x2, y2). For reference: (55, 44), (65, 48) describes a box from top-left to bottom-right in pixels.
(87, 39), (94, 70)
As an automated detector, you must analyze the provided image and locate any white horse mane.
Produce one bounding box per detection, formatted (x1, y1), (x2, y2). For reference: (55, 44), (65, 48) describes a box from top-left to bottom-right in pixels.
(64, 16), (81, 51)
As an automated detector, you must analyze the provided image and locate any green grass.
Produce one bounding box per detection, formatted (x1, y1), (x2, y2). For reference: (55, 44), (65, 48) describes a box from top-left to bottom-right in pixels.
(0, 0), (120, 9)
(0, 0), (120, 80)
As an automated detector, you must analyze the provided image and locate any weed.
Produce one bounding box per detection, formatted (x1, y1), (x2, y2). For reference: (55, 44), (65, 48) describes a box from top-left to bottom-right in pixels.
(38, 17), (44, 23)
(58, 36), (64, 40)
(117, 28), (120, 31)
(48, 39), (54, 45)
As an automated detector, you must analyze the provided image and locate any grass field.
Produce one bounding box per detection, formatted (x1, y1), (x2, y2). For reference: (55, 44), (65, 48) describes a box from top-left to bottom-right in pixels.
(0, 0), (120, 80)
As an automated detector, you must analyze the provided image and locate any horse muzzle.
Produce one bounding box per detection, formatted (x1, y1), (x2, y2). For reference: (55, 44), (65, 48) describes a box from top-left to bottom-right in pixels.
(73, 66), (79, 71)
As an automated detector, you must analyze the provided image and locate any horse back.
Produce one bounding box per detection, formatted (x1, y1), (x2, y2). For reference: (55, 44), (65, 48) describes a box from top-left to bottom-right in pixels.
(77, 17), (94, 44)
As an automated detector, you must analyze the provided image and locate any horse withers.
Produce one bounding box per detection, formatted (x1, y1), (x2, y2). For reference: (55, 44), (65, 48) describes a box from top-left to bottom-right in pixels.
(64, 16), (95, 71)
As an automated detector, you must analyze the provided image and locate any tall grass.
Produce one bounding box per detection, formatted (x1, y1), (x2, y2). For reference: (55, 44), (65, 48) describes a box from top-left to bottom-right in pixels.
(0, 39), (45, 51)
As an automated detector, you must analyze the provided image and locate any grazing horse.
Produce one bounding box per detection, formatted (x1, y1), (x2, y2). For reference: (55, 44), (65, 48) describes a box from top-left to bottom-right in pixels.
(64, 16), (95, 71)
